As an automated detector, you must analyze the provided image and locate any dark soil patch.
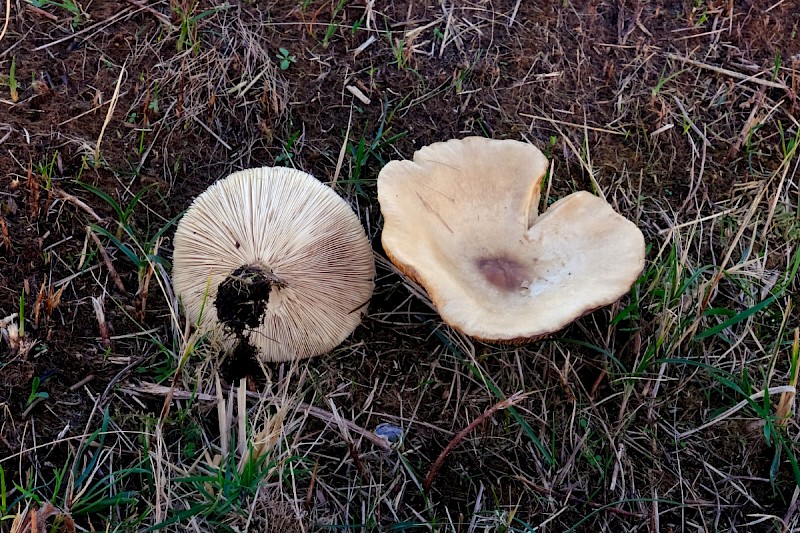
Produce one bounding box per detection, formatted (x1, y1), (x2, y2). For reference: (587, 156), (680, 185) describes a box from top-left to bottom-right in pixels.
(215, 265), (276, 332)
(214, 264), (276, 381)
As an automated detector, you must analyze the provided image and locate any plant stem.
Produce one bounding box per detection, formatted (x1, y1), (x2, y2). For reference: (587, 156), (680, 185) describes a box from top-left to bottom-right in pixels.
(423, 391), (529, 491)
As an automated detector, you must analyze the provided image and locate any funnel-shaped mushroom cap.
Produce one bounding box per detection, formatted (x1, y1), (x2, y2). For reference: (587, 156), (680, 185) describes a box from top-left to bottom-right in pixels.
(173, 167), (375, 362)
(377, 137), (646, 342)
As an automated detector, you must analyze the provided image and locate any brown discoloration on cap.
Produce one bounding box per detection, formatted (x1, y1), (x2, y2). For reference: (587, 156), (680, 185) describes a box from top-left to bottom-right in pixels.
(476, 257), (528, 292)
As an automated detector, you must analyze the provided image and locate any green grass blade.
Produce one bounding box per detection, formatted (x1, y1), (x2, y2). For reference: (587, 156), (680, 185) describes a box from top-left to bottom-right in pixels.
(0, 464), (6, 515)
(694, 293), (779, 341)
(76, 182), (124, 221)
(91, 224), (142, 267)
(145, 502), (214, 531)
(73, 409), (110, 490)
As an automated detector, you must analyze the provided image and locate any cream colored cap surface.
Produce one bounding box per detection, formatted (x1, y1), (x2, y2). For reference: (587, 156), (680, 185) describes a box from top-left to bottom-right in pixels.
(377, 137), (646, 342)
(172, 167), (375, 361)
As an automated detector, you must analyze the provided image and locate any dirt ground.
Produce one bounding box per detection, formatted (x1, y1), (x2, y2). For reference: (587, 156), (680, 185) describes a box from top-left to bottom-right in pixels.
(1, 0), (800, 531)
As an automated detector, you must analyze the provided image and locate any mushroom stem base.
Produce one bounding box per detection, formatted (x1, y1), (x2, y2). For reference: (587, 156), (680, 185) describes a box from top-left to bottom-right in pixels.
(215, 264), (280, 334)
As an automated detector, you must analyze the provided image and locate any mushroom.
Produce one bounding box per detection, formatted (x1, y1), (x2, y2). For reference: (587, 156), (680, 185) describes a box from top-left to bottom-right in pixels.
(172, 167), (375, 363)
(377, 137), (646, 343)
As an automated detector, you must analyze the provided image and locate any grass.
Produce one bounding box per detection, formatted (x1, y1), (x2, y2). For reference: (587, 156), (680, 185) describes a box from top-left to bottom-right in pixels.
(341, 105), (407, 195)
(322, 0), (348, 48)
(26, 0), (84, 26)
(7, 57), (17, 103)
(0, 0), (799, 531)
(171, 1), (231, 54)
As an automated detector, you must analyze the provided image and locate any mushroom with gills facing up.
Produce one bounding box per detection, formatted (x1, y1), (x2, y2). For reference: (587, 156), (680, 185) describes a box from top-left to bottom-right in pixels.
(172, 167), (375, 369)
(377, 136), (646, 343)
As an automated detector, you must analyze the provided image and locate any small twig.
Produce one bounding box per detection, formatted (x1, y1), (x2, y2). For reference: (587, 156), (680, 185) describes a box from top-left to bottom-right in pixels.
(423, 391), (529, 491)
(657, 207), (738, 235)
(57, 91), (128, 127)
(679, 123), (708, 213)
(65, 355), (147, 503)
(0, 0), (10, 43)
(53, 264), (101, 288)
(299, 402), (388, 449)
(69, 375), (94, 391)
(135, 99), (177, 174)
(352, 35), (376, 58)
(330, 105), (353, 188)
(237, 378), (247, 461)
(345, 85), (371, 105)
(33, 278), (45, 327)
(54, 188), (104, 223)
(520, 112), (626, 136)
(137, 239), (160, 320)
(730, 87), (765, 156)
(125, 0), (175, 28)
(89, 228), (126, 293)
(304, 461), (319, 510)
(508, 0), (522, 26)
(26, 4), (58, 20)
(650, 123), (674, 137)
(665, 52), (791, 92)
(34, 7), (135, 51)
(589, 369), (607, 397)
(95, 63), (126, 162)
(191, 115), (232, 150)
(766, 0), (788, 12)
(327, 398), (368, 479)
(347, 440), (367, 481)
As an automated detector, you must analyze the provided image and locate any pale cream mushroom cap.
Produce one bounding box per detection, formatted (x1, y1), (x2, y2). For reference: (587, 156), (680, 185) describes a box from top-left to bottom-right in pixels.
(377, 137), (646, 342)
(172, 167), (375, 362)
